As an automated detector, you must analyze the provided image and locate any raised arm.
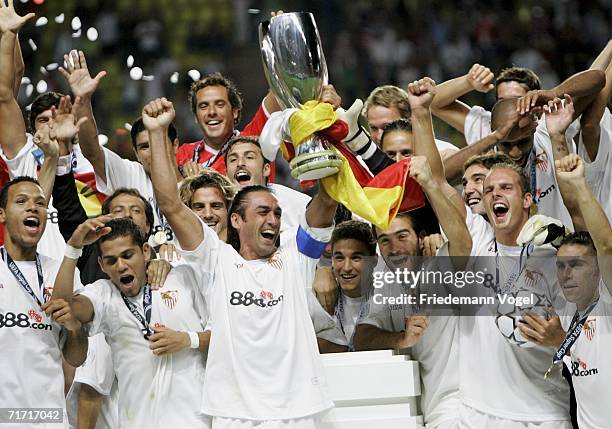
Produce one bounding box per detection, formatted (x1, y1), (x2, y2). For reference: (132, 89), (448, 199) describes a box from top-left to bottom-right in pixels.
(144, 98), (203, 251)
(59, 50), (107, 182)
(580, 42), (612, 161)
(12, 32), (22, 98)
(430, 63), (494, 133)
(305, 183), (337, 229)
(517, 69), (605, 121)
(51, 216), (112, 322)
(0, 2), (34, 159)
(409, 156), (472, 258)
(556, 155), (612, 291)
(408, 77), (466, 219)
(32, 128), (59, 205)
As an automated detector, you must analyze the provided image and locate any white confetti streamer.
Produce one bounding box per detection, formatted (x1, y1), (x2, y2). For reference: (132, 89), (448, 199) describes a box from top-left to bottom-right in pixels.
(169, 72), (179, 84)
(129, 67), (143, 80)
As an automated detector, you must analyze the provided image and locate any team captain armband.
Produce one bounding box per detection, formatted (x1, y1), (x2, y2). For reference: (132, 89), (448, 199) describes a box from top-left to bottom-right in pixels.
(296, 225), (328, 259)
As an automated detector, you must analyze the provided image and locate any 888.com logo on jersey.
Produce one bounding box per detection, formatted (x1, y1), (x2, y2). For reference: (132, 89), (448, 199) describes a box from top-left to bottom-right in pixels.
(0, 309), (52, 331)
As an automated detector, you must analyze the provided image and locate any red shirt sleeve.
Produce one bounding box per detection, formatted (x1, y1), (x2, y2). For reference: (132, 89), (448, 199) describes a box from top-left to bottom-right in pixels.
(240, 102), (269, 137)
(176, 142), (198, 166)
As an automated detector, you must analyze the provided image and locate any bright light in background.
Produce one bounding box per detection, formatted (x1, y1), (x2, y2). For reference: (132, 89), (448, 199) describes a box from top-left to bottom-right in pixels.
(33, 0), (45, 5)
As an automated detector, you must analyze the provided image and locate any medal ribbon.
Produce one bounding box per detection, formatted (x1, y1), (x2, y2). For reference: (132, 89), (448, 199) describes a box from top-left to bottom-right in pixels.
(1, 247), (45, 307)
(121, 284), (154, 340)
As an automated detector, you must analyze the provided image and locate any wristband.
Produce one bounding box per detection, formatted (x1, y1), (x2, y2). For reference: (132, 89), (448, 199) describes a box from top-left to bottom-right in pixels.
(188, 331), (199, 349)
(56, 155), (73, 176)
(64, 244), (83, 260)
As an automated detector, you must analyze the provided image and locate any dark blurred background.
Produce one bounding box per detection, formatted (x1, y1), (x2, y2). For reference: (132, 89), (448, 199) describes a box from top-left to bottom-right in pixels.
(13, 0), (611, 168)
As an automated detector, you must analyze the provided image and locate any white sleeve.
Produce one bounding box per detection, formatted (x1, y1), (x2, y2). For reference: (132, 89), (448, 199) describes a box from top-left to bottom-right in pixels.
(307, 292), (347, 346)
(464, 106), (491, 145)
(177, 216), (221, 282)
(73, 333), (115, 396)
(579, 109), (611, 180)
(95, 146), (147, 195)
(78, 281), (112, 336)
(0, 135), (39, 178)
(360, 289), (396, 331)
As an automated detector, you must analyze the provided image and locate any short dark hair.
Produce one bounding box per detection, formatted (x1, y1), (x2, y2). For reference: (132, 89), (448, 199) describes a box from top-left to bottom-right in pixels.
(130, 117), (178, 151)
(226, 185), (272, 251)
(188, 72), (243, 124)
(463, 152), (514, 174)
(372, 211), (425, 240)
(559, 231), (597, 255)
(381, 118), (412, 146)
(28, 92), (63, 132)
(495, 67), (541, 97)
(0, 176), (42, 209)
(331, 220), (376, 256)
(97, 218), (147, 255)
(101, 188), (154, 236)
(224, 136), (270, 165)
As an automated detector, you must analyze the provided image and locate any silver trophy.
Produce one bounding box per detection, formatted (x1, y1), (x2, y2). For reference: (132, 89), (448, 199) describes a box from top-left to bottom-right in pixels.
(259, 12), (342, 180)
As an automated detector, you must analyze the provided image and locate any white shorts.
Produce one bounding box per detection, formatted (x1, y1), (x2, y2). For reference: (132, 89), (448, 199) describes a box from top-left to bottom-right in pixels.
(212, 416), (322, 429)
(459, 404), (573, 429)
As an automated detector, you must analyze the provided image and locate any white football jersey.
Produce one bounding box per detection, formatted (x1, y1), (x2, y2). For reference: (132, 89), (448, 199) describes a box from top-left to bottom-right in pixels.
(79, 265), (210, 429)
(179, 216), (334, 421)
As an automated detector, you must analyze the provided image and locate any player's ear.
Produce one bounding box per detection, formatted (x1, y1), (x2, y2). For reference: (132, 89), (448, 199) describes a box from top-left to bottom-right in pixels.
(230, 212), (242, 230)
(0, 208), (5, 224)
(142, 243), (152, 261)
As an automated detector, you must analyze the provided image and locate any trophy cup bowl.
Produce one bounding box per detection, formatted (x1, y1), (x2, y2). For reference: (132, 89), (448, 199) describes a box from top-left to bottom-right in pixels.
(259, 12), (342, 180)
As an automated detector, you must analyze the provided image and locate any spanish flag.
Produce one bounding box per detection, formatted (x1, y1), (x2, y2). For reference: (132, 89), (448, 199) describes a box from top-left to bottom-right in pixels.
(288, 101), (424, 230)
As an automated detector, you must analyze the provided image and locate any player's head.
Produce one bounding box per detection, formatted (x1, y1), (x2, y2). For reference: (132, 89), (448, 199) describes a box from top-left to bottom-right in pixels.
(556, 232), (600, 311)
(462, 152), (514, 216)
(227, 186), (280, 259)
(363, 85), (411, 145)
(28, 92), (63, 133)
(101, 188), (154, 237)
(0, 177), (47, 251)
(483, 163), (532, 242)
(380, 119), (414, 162)
(225, 137), (271, 188)
(97, 218), (151, 297)
(373, 212), (425, 270)
(130, 117), (178, 175)
(330, 221), (378, 297)
(495, 67), (541, 100)
(188, 73), (243, 148)
(179, 170), (236, 239)
(491, 97), (537, 167)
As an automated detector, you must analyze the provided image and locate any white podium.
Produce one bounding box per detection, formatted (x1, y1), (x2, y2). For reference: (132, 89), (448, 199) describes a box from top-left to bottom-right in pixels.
(320, 350), (424, 428)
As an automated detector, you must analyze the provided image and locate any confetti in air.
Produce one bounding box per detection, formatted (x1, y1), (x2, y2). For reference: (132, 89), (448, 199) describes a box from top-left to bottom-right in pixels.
(36, 80), (48, 93)
(86, 27), (99, 42)
(21, 77), (31, 85)
(98, 134), (109, 146)
(247, 9), (261, 14)
(127, 55), (134, 68)
(71, 17), (82, 31)
(39, 66), (48, 76)
(35, 17), (48, 27)
(46, 63), (59, 71)
(142, 75), (155, 81)
(28, 39), (37, 51)
(25, 85), (34, 98)
(187, 69), (201, 81)
(54, 14), (65, 24)
(72, 29), (82, 38)
(170, 72), (179, 84)
(124, 123), (132, 131)
(129, 67), (143, 80)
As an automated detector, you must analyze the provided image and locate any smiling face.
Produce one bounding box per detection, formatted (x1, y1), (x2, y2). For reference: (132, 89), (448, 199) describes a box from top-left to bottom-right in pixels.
(0, 181), (47, 252)
(367, 105), (402, 146)
(231, 191), (281, 260)
(462, 163), (490, 215)
(556, 244), (600, 310)
(190, 186), (228, 236)
(99, 235), (151, 297)
(376, 215), (421, 270)
(194, 85), (239, 150)
(483, 168), (531, 244)
(225, 141), (270, 188)
(332, 238), (372, 297)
